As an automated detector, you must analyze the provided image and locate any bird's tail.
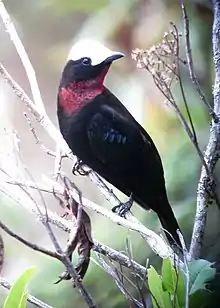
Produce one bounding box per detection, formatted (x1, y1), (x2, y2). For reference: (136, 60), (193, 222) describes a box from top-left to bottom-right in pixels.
(157, 202), (182, 250)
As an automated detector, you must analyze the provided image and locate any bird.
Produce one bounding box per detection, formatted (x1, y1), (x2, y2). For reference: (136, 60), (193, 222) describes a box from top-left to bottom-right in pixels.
(57, 39), (181, 248)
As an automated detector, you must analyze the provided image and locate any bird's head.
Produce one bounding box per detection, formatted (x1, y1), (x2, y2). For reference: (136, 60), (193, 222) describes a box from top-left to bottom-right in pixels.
(60, 39), (124, 86)
(58, 39), (124, 114)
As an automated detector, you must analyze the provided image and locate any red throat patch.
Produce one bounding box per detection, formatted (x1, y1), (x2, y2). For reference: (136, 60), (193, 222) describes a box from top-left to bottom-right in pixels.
(58, 66), (109, 115)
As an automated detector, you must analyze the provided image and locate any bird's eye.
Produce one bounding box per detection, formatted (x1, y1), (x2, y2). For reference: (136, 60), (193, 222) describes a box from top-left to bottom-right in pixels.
(82, 58), (91, 66)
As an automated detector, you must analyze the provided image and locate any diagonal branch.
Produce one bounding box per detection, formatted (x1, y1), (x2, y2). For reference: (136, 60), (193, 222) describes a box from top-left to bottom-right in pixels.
(2, 175), (172, 259)
(0, 220), (60, 260)
(1, 176), (147, 276)
(0, 0), (44, 113)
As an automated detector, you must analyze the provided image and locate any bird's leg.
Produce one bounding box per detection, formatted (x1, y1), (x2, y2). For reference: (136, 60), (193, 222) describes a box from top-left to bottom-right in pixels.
(72, 159), (91, 176)
(112, 193), (133, 217)
(54, 254), (73, 284)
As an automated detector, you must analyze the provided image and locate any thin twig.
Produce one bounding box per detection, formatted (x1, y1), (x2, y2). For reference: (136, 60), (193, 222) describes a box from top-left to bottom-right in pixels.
(25, 182), (96, 308)
(125, 237), (147, 308)
(0, 220), (92, 307)
(1, 178), (146, 276)
(4, 175), (172, 259)
(54, 148), (64, 179)
(0, 62), (70, 155)
(177, 230), (189, 308)
(0, 1), (45, 113)
(0, 220), (60, 260)
(180, 0), (217, 121)
(133, 41), (212, 178)
(24, 112), (56, 157)
(173, 26), (212, 179)
(95, 253), (143, 308)
(172, 23), (197, 144)
(0, 193), (96, 307)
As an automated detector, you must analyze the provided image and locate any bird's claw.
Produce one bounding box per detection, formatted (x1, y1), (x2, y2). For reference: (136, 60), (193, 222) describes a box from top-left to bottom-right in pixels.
(54, 270), (82, 285)
(72, 160), (91, 176)
(112, 193), (133, 217)
(54, 270), (71, 284)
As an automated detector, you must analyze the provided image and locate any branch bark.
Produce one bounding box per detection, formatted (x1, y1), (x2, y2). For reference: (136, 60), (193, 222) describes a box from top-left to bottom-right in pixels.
(0, 176), (147, 276)
(0, 220), (60, 260)
(189, 0), (220, 259)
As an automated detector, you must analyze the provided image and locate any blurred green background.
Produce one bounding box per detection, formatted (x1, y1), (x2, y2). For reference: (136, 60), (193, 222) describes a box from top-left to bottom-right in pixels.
(1, 0), (220, 307)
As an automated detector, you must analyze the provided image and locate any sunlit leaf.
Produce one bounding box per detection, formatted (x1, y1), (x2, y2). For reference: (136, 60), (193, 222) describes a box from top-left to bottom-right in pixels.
(162, 258), (177, 293)
(162, 258), (185, 307)
(148, 265), (172, 308)
(3, 267), (36, 308)
(18, 292), (28, 308)
(161, 291), (173, 308)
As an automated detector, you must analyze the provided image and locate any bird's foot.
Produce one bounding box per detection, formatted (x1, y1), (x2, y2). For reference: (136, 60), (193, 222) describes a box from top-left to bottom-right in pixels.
(72, 159), (91, 176)
(112, 193), (133, 217)
(54, 270), (71, 284)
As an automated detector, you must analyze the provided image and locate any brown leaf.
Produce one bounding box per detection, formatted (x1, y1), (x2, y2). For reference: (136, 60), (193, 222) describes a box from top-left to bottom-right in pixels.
(54, 189), (93, 284)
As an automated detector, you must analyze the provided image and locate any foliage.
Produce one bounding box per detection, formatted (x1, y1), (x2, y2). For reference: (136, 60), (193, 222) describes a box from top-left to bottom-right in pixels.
(3, 267), (36, 308)
(148, 258), (216, 308)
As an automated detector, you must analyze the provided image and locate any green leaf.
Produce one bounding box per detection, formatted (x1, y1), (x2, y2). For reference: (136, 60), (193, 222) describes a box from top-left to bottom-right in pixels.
(162, 258), (185, 308)
(18, 292), (28, 308)
(162, 258), (177, 293)
(189, 289), (212, 308)
(148, 265), (172, 308)
(175, 271), (186, 308)
(3, 267), (36, 308)
(161, 292), (173, 308)
(186, 259), (216, 295)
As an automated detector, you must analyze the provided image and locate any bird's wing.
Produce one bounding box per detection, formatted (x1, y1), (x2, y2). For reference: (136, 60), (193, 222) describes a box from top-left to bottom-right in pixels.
(86, 104), (159, 167)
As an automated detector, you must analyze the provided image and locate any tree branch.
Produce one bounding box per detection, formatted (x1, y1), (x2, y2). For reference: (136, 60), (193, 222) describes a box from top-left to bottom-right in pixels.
(1, 176), (147, 277)
(4, 176), (173, 259)
(0, 220), (60, 260)
(188, 0), (220, 259)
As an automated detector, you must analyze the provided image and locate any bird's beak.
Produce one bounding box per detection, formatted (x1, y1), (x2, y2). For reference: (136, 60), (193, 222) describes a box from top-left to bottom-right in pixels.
(104, 52), (125, 64)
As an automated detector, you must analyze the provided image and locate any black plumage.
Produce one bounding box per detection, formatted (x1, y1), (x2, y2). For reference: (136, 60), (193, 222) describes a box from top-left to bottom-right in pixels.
(57, 52), (181, 248)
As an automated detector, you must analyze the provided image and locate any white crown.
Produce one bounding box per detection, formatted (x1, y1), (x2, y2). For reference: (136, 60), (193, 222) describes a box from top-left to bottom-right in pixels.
(68, 39), (124, 66)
